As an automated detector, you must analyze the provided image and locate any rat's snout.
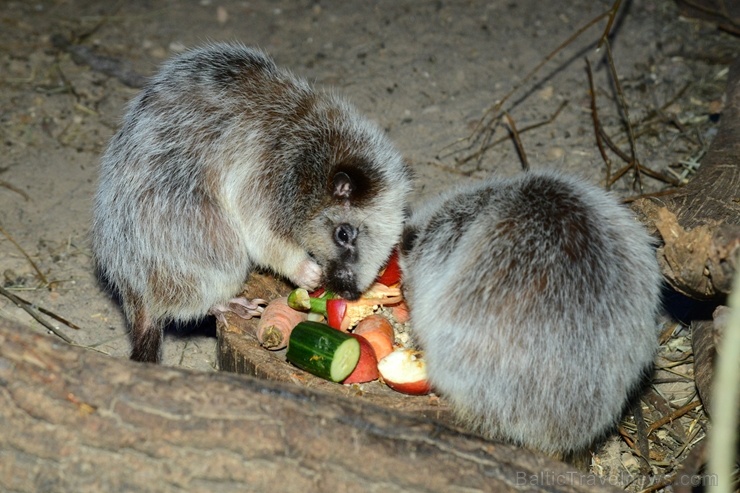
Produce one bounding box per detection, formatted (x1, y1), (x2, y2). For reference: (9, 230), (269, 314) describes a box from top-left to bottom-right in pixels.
(333, 223), (358, 250)
(328, 223), (361, 298)
(326, 263), (361, 300)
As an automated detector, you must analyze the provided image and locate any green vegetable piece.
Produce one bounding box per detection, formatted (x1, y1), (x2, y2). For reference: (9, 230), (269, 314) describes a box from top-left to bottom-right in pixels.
(287, 288), (329, 316)
(286, 321), (360, 382)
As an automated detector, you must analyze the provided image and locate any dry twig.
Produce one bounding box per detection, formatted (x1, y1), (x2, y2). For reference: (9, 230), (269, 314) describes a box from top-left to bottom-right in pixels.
(0, 180), (30, 201)
(452, 101), (567, 172)
(0, 285), (72, 343)
(586, 58), (613, 185)
(5, 291), (82, 331)
(646, 400), (703, 437)
(0, 224), (48, 286)
(504, 112), (530, 171)
(446, 0), (624, 166)
(603, 39), (643, 192)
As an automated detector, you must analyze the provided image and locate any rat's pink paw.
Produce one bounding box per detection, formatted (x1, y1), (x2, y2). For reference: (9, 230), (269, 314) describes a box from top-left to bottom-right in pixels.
(292, 259), (322, 289)
(210, 297), (266, 326)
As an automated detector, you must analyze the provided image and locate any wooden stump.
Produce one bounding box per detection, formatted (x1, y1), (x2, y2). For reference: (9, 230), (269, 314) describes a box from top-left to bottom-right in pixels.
(216, 272), (456, 428)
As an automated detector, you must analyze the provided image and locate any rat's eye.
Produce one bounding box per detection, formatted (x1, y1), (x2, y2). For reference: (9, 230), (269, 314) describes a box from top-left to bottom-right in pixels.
(334, 223), (357, 249)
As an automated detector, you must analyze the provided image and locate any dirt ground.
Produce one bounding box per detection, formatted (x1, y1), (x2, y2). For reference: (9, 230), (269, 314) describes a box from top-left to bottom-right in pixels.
(1, 0), (738, 490)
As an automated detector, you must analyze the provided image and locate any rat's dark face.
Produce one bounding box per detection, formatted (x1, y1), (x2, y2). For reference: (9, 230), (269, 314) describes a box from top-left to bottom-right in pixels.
(323, 222), (361, 299)
(292, 100), (412, 301)
(304, 170), (380, 300)
(303, 166), (408, 300)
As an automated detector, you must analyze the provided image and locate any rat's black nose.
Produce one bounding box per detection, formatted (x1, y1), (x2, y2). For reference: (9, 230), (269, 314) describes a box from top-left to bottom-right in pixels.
(327, 265), (361, 300)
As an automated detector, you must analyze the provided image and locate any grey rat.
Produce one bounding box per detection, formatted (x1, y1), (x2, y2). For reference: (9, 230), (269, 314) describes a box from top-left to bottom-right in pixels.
(399, 170), (662, 456)
(91, 43), (411, 363)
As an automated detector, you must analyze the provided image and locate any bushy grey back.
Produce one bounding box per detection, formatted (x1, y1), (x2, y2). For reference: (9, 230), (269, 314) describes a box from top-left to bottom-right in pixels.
(400, 171), (662, 454)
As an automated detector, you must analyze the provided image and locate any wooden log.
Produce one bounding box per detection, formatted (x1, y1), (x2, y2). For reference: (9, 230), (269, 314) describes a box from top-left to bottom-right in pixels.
(691, 319), (717, 416)
(0, 318), (620, 493)
(632, 56), (740, 300)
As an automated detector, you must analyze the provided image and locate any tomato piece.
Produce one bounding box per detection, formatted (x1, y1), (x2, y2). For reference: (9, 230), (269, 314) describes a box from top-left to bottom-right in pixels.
(376, 248), (402, 286)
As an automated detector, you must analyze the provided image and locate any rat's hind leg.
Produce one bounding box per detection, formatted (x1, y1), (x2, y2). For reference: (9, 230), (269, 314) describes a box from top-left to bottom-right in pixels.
(122, 290), (164, 363)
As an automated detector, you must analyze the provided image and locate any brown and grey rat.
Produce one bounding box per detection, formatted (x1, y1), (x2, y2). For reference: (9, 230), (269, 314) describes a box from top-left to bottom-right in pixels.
(399, 170), (662, 457)
(91, 43), (412, 363)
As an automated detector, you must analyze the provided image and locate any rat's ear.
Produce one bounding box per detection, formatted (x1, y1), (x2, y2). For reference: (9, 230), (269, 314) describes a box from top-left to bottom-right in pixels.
(331, 159), (376, 205)
(332, 171), (354, 200)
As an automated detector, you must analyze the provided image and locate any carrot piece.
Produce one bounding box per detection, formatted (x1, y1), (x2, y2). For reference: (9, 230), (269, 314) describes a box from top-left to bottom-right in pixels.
(353, 314), (394, 360)
(256, 297), (308, 350)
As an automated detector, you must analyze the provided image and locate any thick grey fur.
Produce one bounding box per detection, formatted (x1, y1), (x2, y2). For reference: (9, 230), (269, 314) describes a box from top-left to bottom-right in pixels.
(399, 170), (662, 456)
(92, 43), (411, 362)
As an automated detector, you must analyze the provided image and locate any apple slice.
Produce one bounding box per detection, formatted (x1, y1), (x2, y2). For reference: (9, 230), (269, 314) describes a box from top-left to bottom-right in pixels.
(377, 348), (431, 395)
(353, 314), (395, 360)
(342, 335), (380, 384)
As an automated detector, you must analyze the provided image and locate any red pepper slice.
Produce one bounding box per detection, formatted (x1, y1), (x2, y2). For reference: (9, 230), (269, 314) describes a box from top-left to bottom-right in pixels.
(326, 298), (347, 330)
(376, 248), (402, 286)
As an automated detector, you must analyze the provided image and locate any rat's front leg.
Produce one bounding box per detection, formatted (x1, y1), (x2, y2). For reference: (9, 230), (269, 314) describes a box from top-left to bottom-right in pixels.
(250, 237), (324, 291)
(210, 244), (322, 326)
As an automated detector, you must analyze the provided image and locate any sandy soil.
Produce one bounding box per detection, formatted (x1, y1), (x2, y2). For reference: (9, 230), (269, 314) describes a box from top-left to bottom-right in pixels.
(1, 0), (738, 489)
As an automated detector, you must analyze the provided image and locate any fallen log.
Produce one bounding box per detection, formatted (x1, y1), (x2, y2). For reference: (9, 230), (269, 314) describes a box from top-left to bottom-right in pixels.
(632, 56), (740, 300)
(0, 318), (620, 493)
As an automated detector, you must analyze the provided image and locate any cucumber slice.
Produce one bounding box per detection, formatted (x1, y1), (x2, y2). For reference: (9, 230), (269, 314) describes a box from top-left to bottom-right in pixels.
(286, 321), (360, 382)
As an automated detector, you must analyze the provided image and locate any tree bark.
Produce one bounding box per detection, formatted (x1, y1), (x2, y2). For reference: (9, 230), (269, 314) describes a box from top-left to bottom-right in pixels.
(0, 319), (620, 493)
(632, 56), (740, 300)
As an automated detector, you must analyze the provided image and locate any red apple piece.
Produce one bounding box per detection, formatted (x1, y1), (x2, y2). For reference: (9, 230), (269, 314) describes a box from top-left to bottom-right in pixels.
(353, 314), (395, 360)
(377, 348), (431, 395)
(342, 335), (380, 384)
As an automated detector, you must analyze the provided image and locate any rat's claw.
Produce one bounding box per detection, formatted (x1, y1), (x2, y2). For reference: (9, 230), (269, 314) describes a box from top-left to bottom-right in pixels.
(210, 297), (267, 324)
(228, 297), (266, 318)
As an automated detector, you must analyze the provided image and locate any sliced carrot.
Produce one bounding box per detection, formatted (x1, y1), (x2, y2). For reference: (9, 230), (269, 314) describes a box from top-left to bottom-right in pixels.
(256, 297), (308, 350)
(353, 314), (394, 360)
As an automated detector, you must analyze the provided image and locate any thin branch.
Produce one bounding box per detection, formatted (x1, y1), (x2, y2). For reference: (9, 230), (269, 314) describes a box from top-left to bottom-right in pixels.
(446, 7), (616, 164)
(647, 400), (703, 436)
(597, 0), (623, 48)
(456, 101), (568, 169)
(504, 112), (530, 171)
(0, 285), (72, 343)
(0, 224), (49, 286)
(604, 39), (642, 192)
(586, 58), (613, 187)
(7, 291), (82, 331)
(621, 188), (681, 204)
(0, 180), (31, 201)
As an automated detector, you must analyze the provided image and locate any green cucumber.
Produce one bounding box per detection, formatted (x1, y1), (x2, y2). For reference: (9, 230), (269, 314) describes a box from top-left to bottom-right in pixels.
(286, 321), (360, 382)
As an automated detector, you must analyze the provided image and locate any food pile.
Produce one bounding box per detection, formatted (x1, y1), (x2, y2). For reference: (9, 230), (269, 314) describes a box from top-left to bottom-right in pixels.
(254, 249), (431, 395)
